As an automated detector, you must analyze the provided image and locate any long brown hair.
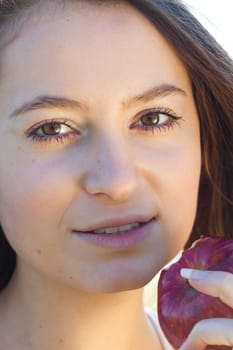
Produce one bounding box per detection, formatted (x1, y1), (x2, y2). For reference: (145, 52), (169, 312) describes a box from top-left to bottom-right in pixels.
(0, 0), (233, 290)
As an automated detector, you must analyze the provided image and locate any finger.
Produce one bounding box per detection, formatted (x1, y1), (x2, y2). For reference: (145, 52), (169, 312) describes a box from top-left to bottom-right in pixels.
(180, 269), (233, 308)
(179, 318), (233, 350)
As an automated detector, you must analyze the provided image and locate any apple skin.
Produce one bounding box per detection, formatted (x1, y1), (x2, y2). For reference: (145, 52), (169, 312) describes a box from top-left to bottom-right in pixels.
(157, 236), (233, 350)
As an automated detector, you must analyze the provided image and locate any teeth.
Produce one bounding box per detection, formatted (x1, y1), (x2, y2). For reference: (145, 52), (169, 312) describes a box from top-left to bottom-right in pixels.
(94, 222), (141, 234)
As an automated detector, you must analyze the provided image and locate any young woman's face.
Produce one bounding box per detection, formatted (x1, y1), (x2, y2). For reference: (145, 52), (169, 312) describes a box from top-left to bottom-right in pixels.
(0, 2), (201, 292)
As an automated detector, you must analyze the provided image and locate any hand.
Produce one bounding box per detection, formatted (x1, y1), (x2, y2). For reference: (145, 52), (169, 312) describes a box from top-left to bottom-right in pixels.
(179, 269), (233, 350)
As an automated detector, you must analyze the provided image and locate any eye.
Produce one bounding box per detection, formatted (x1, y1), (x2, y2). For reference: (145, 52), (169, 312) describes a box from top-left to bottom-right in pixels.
(26, 119), (80, 143)
(131, 108), (183, 133)
(37, 122), (69, 136)
(140, 112), (167, 126)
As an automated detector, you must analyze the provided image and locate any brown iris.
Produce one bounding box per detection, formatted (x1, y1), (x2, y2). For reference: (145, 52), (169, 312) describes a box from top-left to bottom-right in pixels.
(141, 113), (159, 126)
(42, 122), (61, 135)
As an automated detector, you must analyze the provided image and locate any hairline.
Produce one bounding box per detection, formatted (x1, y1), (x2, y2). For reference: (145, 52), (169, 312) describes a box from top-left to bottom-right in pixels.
(0, 0), (125, 49)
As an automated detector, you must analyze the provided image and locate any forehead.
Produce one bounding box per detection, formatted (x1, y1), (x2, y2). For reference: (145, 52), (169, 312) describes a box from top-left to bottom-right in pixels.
(0, 1), (191, 106)
(0, 1), (137, 48)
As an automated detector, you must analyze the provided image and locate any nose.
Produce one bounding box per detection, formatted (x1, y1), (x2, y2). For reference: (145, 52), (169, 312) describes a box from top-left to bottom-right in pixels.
(81, 135), (138, 202)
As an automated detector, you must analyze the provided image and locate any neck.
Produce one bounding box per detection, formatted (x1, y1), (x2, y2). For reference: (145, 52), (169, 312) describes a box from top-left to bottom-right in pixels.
(0, 263), (162, 350)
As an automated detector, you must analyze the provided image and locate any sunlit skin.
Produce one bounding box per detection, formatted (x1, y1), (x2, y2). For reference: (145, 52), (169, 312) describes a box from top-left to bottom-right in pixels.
(0, 2), (201, 350)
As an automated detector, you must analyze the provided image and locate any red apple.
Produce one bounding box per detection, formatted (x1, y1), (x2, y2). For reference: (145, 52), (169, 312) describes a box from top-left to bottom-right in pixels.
(157, 236), (233, 349)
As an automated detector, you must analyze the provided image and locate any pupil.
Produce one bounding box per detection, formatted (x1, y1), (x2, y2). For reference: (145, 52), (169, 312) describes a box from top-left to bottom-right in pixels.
(141, 113), (159, 126)
(42, 123), (61, 135)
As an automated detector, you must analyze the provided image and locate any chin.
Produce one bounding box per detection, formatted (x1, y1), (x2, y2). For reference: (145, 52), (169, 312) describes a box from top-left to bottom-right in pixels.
(61, 250), (165, 294)
(86, 267), (157, 294)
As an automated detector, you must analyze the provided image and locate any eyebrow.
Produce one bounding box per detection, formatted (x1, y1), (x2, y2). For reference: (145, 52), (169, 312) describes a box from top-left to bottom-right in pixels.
(10, 83), (187, 118)
(122, 83), (187, 108)
(10, 96), (89, 118)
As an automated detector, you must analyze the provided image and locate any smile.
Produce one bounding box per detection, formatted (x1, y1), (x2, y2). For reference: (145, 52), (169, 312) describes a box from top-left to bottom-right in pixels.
(92, 222), (142, 235)
(72, 218), (156, 250)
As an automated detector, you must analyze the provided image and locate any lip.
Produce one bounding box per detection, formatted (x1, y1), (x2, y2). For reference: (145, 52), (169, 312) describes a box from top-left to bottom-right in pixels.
(72, 217), (156, 250)
(73, 215), (154, 233)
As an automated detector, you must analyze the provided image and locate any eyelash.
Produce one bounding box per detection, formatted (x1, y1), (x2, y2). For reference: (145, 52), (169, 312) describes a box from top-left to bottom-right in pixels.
(131, 107), (182, 134)
(26, 119), (80, 143)
(26, 108), (183, 144)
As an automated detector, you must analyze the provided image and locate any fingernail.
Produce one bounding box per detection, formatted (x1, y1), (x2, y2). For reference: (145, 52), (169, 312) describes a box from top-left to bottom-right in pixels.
(180, 268), (209, 280)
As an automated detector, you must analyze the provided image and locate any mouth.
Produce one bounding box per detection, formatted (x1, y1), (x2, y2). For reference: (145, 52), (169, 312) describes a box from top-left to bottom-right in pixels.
(73, 218), (157, 250)
(73, 217), (155, 235)
(85, 222), (144, 235)
(72, 217), (156, 249)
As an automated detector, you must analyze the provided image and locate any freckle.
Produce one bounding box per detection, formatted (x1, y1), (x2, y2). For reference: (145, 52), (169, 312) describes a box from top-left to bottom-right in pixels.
(36, 249), (41, 255)
(59, 338), (64, 344)
(69, 276), (73, 280)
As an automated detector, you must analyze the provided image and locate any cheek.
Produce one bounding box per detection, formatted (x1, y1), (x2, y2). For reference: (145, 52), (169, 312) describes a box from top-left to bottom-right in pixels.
(160, 146), (201, 253)
(138, 134), (201, 253)
(139, 134), (201, 198)
(0, 154), (75, 257)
